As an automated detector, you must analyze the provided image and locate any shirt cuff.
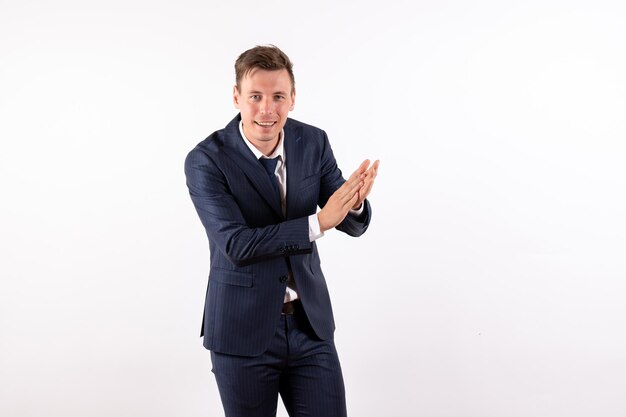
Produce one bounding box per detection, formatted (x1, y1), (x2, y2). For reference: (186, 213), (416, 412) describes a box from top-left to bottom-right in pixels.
(349, 202), (364, 216)
(308, 214), (324, 242)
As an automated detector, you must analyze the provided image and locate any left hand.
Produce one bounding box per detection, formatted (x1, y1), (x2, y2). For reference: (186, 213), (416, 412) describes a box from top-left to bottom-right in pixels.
(352, 159), (380, 210)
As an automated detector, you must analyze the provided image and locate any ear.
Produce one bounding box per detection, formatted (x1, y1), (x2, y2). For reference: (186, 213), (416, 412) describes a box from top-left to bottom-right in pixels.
(289, 87), (296, 111)
(233, 85), (240, 109)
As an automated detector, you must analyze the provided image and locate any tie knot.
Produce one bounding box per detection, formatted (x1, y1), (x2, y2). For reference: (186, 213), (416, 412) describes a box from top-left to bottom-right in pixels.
(259, 157), (279, 176)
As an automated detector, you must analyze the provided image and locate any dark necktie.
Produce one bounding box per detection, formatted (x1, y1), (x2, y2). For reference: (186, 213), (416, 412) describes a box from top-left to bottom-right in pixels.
(259, 157), (281, 204)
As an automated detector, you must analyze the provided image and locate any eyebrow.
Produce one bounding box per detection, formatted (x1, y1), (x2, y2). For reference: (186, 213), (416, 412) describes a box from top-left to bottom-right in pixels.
(248, 90), (289, 95)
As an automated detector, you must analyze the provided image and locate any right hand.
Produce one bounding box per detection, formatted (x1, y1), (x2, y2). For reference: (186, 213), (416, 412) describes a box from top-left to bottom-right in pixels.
(317, 160), (370, 232)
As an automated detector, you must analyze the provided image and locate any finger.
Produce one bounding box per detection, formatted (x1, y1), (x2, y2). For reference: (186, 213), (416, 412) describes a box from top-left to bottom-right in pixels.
(356, 176), (376, 202)
(344, 167), (366, 188)
(361, 170), (375, 183)
(341, 180), (364, 206)
(370, 160), (380, 177)
(334, 180), (354, 202)
(348, 159), (370, 180)
(337, 159), (375, 199)
(364, 160), (379, 178)
(358, 182), (374, 201)
(352, 194), (365, 210)
(353, 182), (371, 203)
(343, 160), (372, 194)
(358, 159), (370, 173)
(339, 172), (364, 195)
(362, 167), (379, 189)
(347, 187), (360, 208)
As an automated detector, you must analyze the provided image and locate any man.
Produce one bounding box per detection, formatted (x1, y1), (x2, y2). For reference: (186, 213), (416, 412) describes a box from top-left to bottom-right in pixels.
(185, 45), (379, 417)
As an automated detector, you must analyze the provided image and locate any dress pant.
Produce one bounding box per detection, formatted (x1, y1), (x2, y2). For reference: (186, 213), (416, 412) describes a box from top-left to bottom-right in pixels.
(210, 302), (347, 417)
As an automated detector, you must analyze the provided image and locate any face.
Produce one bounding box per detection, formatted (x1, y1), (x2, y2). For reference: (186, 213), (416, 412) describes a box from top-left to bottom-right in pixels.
(234, 68), (295, 154)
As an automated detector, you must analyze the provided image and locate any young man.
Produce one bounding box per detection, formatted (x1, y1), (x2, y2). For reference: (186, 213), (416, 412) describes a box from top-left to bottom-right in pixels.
(185, 45), (379, 417)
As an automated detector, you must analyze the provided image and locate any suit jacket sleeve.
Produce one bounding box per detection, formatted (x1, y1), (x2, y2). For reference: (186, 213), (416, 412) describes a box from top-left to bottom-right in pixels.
(317, 130), (372, 237)
(185, 147), (312, 267)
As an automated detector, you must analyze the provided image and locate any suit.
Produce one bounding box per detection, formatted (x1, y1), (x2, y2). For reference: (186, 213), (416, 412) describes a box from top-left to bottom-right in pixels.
(185, 113), (371, 357)
(185, 114), (372, 416)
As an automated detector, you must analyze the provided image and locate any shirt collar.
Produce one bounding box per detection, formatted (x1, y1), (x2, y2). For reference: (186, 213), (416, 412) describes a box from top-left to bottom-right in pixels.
(239, 120), (285, 161)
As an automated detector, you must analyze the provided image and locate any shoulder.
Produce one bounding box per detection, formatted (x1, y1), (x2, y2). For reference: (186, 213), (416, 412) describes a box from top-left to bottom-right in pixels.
(186, 115), (240, 163)
(285, 117), (324, 134)
(189, 130), (224, 157)
(185, 133), (222, 175)
(285, 117), (329, 146)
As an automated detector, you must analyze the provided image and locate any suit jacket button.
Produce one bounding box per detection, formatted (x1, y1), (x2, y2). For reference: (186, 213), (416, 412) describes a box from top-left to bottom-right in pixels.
(279, 275), (288, 283)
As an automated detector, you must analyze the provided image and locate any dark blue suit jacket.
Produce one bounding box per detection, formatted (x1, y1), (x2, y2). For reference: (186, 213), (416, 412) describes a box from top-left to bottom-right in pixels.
(185, 114), (371, 356)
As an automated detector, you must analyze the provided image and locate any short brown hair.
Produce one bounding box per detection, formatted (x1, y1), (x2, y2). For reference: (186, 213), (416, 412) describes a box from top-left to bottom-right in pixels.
(235, 45), (295, 92)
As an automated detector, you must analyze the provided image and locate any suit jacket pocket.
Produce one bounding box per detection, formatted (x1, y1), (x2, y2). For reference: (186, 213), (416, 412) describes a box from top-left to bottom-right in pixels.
(210, 267), (253, 287)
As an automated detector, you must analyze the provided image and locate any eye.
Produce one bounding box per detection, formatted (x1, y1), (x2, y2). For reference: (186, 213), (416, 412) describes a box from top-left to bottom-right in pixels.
(274, 95), (285, 101)
(250, 95), (261, 101)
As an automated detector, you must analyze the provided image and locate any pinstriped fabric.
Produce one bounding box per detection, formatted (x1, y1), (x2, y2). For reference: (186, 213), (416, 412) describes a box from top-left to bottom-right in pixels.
(185, 113), (371, 357)
(211, 311), (347, 417)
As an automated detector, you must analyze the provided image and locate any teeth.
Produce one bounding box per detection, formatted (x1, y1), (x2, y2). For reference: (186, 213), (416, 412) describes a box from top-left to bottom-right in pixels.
(256, 121), (275, 126)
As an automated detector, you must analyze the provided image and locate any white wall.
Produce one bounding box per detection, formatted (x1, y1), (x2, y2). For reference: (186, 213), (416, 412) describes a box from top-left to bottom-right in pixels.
(1, 1), (625, 416)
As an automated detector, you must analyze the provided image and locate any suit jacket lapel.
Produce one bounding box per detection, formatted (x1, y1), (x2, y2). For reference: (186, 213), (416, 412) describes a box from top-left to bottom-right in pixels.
(221, 115), (283, 218)
(284, 120), (304, 219)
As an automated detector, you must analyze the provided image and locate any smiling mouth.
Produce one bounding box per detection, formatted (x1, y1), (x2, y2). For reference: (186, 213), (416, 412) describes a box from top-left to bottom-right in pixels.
(255, 121), (277, 127)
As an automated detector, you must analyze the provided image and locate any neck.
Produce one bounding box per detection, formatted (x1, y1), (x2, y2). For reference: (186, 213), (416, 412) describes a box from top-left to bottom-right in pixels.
(245, 130), (280, 157)
(254, 140), (279, 157)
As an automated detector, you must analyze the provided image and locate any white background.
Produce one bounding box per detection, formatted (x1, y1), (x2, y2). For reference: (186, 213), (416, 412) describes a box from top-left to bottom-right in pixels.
(1, 1), (625, 416)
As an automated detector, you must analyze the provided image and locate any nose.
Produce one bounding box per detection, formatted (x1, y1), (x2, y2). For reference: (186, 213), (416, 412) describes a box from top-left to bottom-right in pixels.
(260, 97), (273, 114)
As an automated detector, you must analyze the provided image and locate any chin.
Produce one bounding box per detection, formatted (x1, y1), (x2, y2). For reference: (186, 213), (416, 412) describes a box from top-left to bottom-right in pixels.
(255, 127), (279, 138)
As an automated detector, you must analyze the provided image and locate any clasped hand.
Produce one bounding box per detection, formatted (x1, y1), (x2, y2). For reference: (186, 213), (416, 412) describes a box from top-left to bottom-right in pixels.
(317, 159), (380, 233)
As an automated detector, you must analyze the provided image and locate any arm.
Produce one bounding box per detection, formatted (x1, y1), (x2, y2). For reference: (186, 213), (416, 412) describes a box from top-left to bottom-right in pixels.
(316, 131), (376, 237)
(185, 147), (311, 267)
